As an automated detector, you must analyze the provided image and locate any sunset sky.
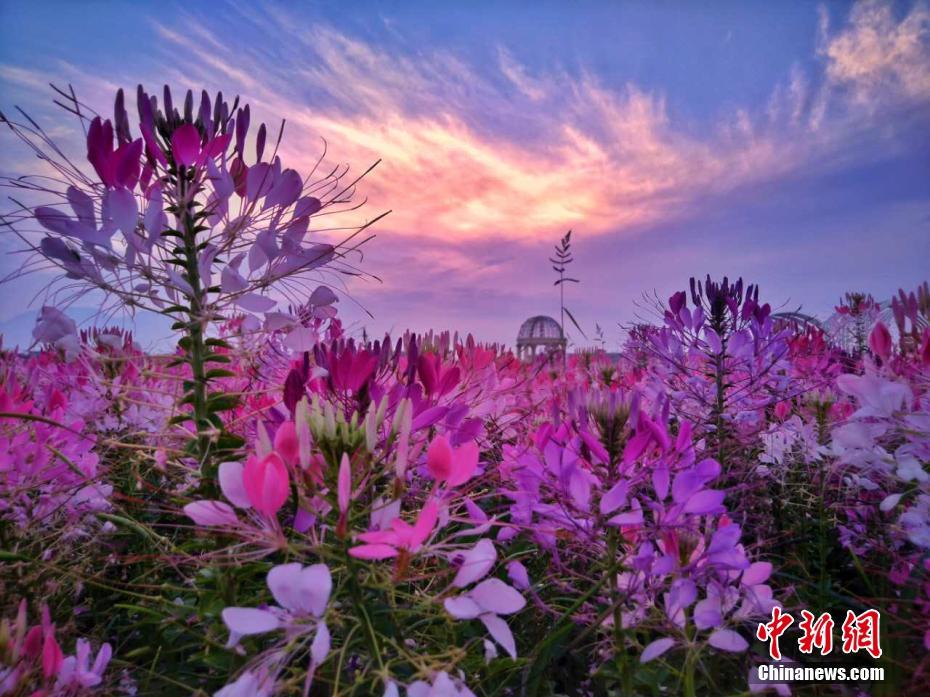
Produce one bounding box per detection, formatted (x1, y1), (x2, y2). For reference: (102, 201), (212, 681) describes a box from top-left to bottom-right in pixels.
(1, 0), (928, 350)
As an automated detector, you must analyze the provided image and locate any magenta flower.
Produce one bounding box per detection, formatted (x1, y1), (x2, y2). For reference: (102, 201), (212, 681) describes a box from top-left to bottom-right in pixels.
(868, 321), (893, 361)
(426, 435), (479, 488)
(349, 499), (440, 560)
(338, 452), (352, 516)
(86, 116), (142, 189)
(242, 452), (290, 517)
(169, 123), (201, 167)
(42, 631), (63, 679)
(273, 421), (300, 468)
(405, 671), (477, 697)
(707, 629), (749, 652)
(0, 602), (112, 693)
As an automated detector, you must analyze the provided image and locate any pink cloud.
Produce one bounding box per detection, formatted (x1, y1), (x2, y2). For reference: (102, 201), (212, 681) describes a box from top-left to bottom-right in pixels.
(133, 2), (925, 246)
(821, 0), (930, 104)
(6, 1), (927, 248)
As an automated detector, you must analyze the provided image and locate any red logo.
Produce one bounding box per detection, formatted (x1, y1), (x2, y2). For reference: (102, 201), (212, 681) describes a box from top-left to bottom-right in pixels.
(841, 609), (882, 659)
(755, 608), (881, 659)
(756, 607), (794, 660)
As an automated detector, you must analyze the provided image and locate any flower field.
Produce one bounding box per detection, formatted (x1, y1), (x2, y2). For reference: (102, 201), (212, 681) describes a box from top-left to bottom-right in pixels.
(1, 86), (929, 696)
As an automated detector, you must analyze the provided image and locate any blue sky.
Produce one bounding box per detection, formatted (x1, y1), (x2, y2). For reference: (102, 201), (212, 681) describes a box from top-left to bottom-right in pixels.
(1, 0), (928, 350)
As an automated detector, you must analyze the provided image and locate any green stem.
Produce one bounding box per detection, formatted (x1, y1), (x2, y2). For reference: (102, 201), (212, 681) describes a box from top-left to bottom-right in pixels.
(683, 646), (697, 697)
(606, 527), (633, 695)
(177, 172), (213, 477)
(346, 553), (385, 670)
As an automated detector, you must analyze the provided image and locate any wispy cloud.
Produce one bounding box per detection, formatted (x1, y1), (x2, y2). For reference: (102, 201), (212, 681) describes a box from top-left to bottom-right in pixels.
(4, 1), (928, 245)
(136, 0), (928, 242)
(820, 0), (930, 105)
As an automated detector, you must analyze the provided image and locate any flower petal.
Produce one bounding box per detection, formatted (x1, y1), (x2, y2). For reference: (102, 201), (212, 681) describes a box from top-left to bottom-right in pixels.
(300, 564), (332, 617)
(469, 579), (525, 616)
(480, 613), (517, 659)
(640, 637), (676, 663)
(267, 563), (304, 612)
(444, 596), (483, 620)
(708, 629), (748, 652)
(600, 480), (629, 515)
(171, 123), (201, 167)
(741, 562), (773, 586)
(349, 544), (398, 560)
(683, 489), (725, 514)
(221, 607), (279, 646)
(452, 539), (497, 588)
(693, 597), (722, 630)
(183, 500), (238, 527)
(219, 461), (251, 509)
(310, 622), (330, 665)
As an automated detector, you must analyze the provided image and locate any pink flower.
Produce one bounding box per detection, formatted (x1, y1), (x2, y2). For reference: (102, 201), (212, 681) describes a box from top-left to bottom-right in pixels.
(86, 117), (142, 188)
(221, 562), (331, 654)
(42, 632), (63, 679)
(349, 499), (440, 560)
(426, 435), (479, 487)
(868, 321), (893, 361)
(273, 421), (299, 467)
(444, 578), (526, 659)
(774, 401), (791, 421)
(338, 453), (352, 515)
(57, 638), (112, 689)
(242, 452), (290, 517)
(835, 374), (910, 419)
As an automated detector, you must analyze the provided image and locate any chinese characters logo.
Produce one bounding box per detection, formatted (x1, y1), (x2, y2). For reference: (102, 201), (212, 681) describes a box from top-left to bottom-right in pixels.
(756, 608), (881, 660)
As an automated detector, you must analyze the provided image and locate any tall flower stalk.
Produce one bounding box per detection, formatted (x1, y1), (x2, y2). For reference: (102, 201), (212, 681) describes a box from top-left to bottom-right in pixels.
(1, 85), (387, 478)
(550, 230), (584, 365)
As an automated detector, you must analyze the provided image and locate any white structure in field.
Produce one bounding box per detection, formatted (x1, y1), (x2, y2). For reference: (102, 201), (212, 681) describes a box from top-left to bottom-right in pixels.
(516, 315), (565, 360)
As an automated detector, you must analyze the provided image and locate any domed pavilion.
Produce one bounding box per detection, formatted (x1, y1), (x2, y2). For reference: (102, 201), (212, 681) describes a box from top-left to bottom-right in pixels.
(516, 315), (566, 360)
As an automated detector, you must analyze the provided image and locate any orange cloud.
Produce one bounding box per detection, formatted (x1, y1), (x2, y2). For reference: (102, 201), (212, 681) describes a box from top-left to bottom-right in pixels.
(8, 1), (929, 245)
(144, 18), (811, 243)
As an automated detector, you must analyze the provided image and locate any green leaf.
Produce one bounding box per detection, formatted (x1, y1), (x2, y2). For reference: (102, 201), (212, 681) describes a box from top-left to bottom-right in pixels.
(216, 433), (246, 450)
(564, 307), (588, 340)
(206, 394), (239, 412)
